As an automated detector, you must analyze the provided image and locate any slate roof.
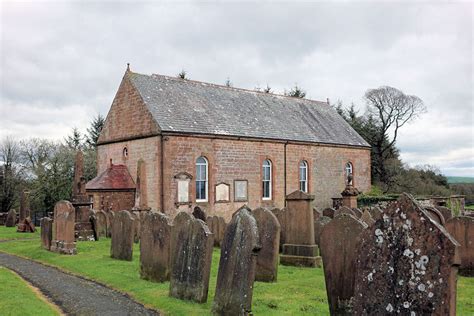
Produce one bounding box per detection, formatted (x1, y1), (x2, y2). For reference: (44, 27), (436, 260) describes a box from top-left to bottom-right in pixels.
(86, 164), (135, 191)
(128, 72), (370, 148)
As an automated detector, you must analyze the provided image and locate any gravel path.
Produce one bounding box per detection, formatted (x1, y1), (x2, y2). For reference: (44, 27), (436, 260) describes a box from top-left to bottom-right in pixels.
(0, 252), (159, 316)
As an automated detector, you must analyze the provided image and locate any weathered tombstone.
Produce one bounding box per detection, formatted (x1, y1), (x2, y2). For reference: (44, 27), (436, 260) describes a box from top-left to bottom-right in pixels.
(207, 215), (226, 247)
(140, 212), (171, 282)
(212, 206), (260, 315)
(446, 216), (474, 276)
(192, 206), (206, 221)
(50, 201), (77, 255)
(360, 209), (375, 227)
(94, 210), (108, 238)
(353, 194), (460, 315)
(253, 208), (280, 282)
(320, 213), (367, 315)
(5, 209), (16, 227)
(368, 206), (383, 221)
(280, 191), (320, 267)
(40, 217), (53, 250)
(131, 211), (141, 243)
(334, 206), (356, 218)
(436, 206), (453, 222)
(106, 211), (114, 238)
(110, 210), (135, 261)
(322, 208), (335, 219)
(17, 190), (35, 233)
(271, 207), (287, 249)
(170, 212), (213, 302)
(314, 216), (332, 246)
(0, 213), (6, 225)
(313, 207), (321, 221)
(425, 206), (446, 226)
(352, 208), (363, 218)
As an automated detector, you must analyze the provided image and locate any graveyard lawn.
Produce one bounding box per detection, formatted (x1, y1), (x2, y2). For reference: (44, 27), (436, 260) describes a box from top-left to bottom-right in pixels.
(0, 266), (61, 316)
(0, 226), (40, 241)
(0, 231), (472, 315)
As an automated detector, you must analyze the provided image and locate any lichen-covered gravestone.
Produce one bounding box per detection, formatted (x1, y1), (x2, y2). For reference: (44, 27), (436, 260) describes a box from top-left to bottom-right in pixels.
(192, 206), (206, 221)
(17, 190), (35, 233)
(131, 211), (141, 243)
(425, 206), (446, 226)
(253, 208), (280, 282)
(140, 212), (171, 282)
(353, 194), (460, 316)
(170, 212), (213, 303)
(320, 213), (367, 315)
(446, 216), (474, 276)
(271, 207), (287, 249)
(322, 208), (335, 219)
(5, 209), (16, 227)
(334, 206), (356, 218)
(207, 215), (226, 247)
(212, 206), (261, 315)
(94, 210), (108, 238)
(40, 217), (53, 250)
(110, 210), (135, 261)
(106, 211), (114, 238)
(50, 201), (76, 255)
(368, 206), (383, 221)
(314, 216), (332, 247)
(360, 209), (376, 227)
(352, 208), (363, 218)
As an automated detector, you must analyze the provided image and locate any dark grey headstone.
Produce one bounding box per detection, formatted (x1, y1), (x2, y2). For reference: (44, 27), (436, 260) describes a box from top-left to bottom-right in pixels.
(110, 210), (134, 261)
(253, 208), (280, 282)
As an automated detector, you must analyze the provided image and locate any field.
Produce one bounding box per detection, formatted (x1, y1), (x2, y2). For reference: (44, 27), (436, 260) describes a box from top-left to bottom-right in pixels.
(447, 176), (474, 184)
(0, 227), (472, 315)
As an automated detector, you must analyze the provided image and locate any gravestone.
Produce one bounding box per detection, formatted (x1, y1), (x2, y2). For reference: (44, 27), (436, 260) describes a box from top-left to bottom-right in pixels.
(207, 215), (226, 247)
(314, 216), (332, 247)
(334, 206), (356, 218)
(110, 210), (135, 261)
(50, 201), (77, 255)
(71, 151), (94, 241)
(352, 208), (363, 218)
(360, 209), (376, 227)
(40, 217), (53, 250)
(253, 208), (280, 282)
(425, 206), (446, 226)
(5, 209), (16, 227)
(322, 208), (335, 219)
(106, 211), (115, 238)
(313, 208), (321, 221)
(212, 206), (260, 315)
(17, 190), (35, 233)
(436, 206), (453, 222)
(368, 206), (383, 221)
(131, 211), (141, 243)
(446, 216), (474, 276)
(192, 206), (206, 221)
(280, 191), (320, 267)
(94, 210), (108, 238)
(320, 213), (367, 315)
(140, 211), (171, 282)
(170, 212), (213, 303)
(353, 194), (460, 316)
(271, 207), (287, 249)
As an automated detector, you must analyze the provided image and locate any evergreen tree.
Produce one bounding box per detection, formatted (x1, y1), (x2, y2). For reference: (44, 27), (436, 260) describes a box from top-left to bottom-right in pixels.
(65, 127), (83, 150)
(86, 114), (105, 148)
(286, 84), (306, 98)
(177, 69), (187, 79)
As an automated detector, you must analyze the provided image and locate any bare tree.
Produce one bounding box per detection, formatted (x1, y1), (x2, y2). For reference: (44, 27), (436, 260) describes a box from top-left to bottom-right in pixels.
(0, 136), (24, 212)
(365, 86), (426, 186)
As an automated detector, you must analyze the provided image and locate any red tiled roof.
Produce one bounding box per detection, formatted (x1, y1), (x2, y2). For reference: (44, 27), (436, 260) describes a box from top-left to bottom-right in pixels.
(86, 164), (135, 191)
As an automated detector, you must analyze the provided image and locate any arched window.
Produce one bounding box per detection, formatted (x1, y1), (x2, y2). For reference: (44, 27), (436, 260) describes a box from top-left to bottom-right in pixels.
(345, 162), (353, 185)
(299, 160), (308, 192)
(196, 157), (208, 201)
(262, 159), (272, 200)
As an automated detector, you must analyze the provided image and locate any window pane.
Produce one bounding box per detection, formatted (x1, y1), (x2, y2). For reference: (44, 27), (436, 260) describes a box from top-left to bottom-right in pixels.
(196, 181), (206, 200)
(263, 181), (270, 198)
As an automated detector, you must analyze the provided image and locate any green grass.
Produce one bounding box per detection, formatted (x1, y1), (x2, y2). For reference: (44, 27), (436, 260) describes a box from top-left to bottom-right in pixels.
(0, 266), (60, 316)
(0, 226), (39, 241)
(447, 176), (474, 184)
(465, 205), (474, 211)
(0, 226), (472, 315)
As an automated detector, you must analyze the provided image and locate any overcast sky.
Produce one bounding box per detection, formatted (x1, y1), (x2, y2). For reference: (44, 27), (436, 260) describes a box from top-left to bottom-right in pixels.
(1, 1), (472, 176)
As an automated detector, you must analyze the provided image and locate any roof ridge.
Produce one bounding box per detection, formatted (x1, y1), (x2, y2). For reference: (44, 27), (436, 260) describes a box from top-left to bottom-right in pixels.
(129, 71), (329, 106)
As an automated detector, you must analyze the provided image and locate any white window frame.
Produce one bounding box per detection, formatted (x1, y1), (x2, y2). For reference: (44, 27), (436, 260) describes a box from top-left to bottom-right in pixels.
(196, 157), (208, 202)
(299, 160), (308, 193)
(262, 159), (272, 200)
(345, 162), (353, 185)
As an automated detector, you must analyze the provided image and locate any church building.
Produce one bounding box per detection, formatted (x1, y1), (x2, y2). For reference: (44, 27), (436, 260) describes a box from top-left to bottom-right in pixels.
(87, 67), (371, 220)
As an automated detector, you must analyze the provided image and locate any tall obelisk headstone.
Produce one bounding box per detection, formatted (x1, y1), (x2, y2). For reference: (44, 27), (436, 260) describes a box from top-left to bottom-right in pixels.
(71, 151), (94, 240)
(17, 190), (35, 232)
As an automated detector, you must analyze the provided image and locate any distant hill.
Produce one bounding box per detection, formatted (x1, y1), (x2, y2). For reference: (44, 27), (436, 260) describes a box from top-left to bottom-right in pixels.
(447, 176), (474, 184)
